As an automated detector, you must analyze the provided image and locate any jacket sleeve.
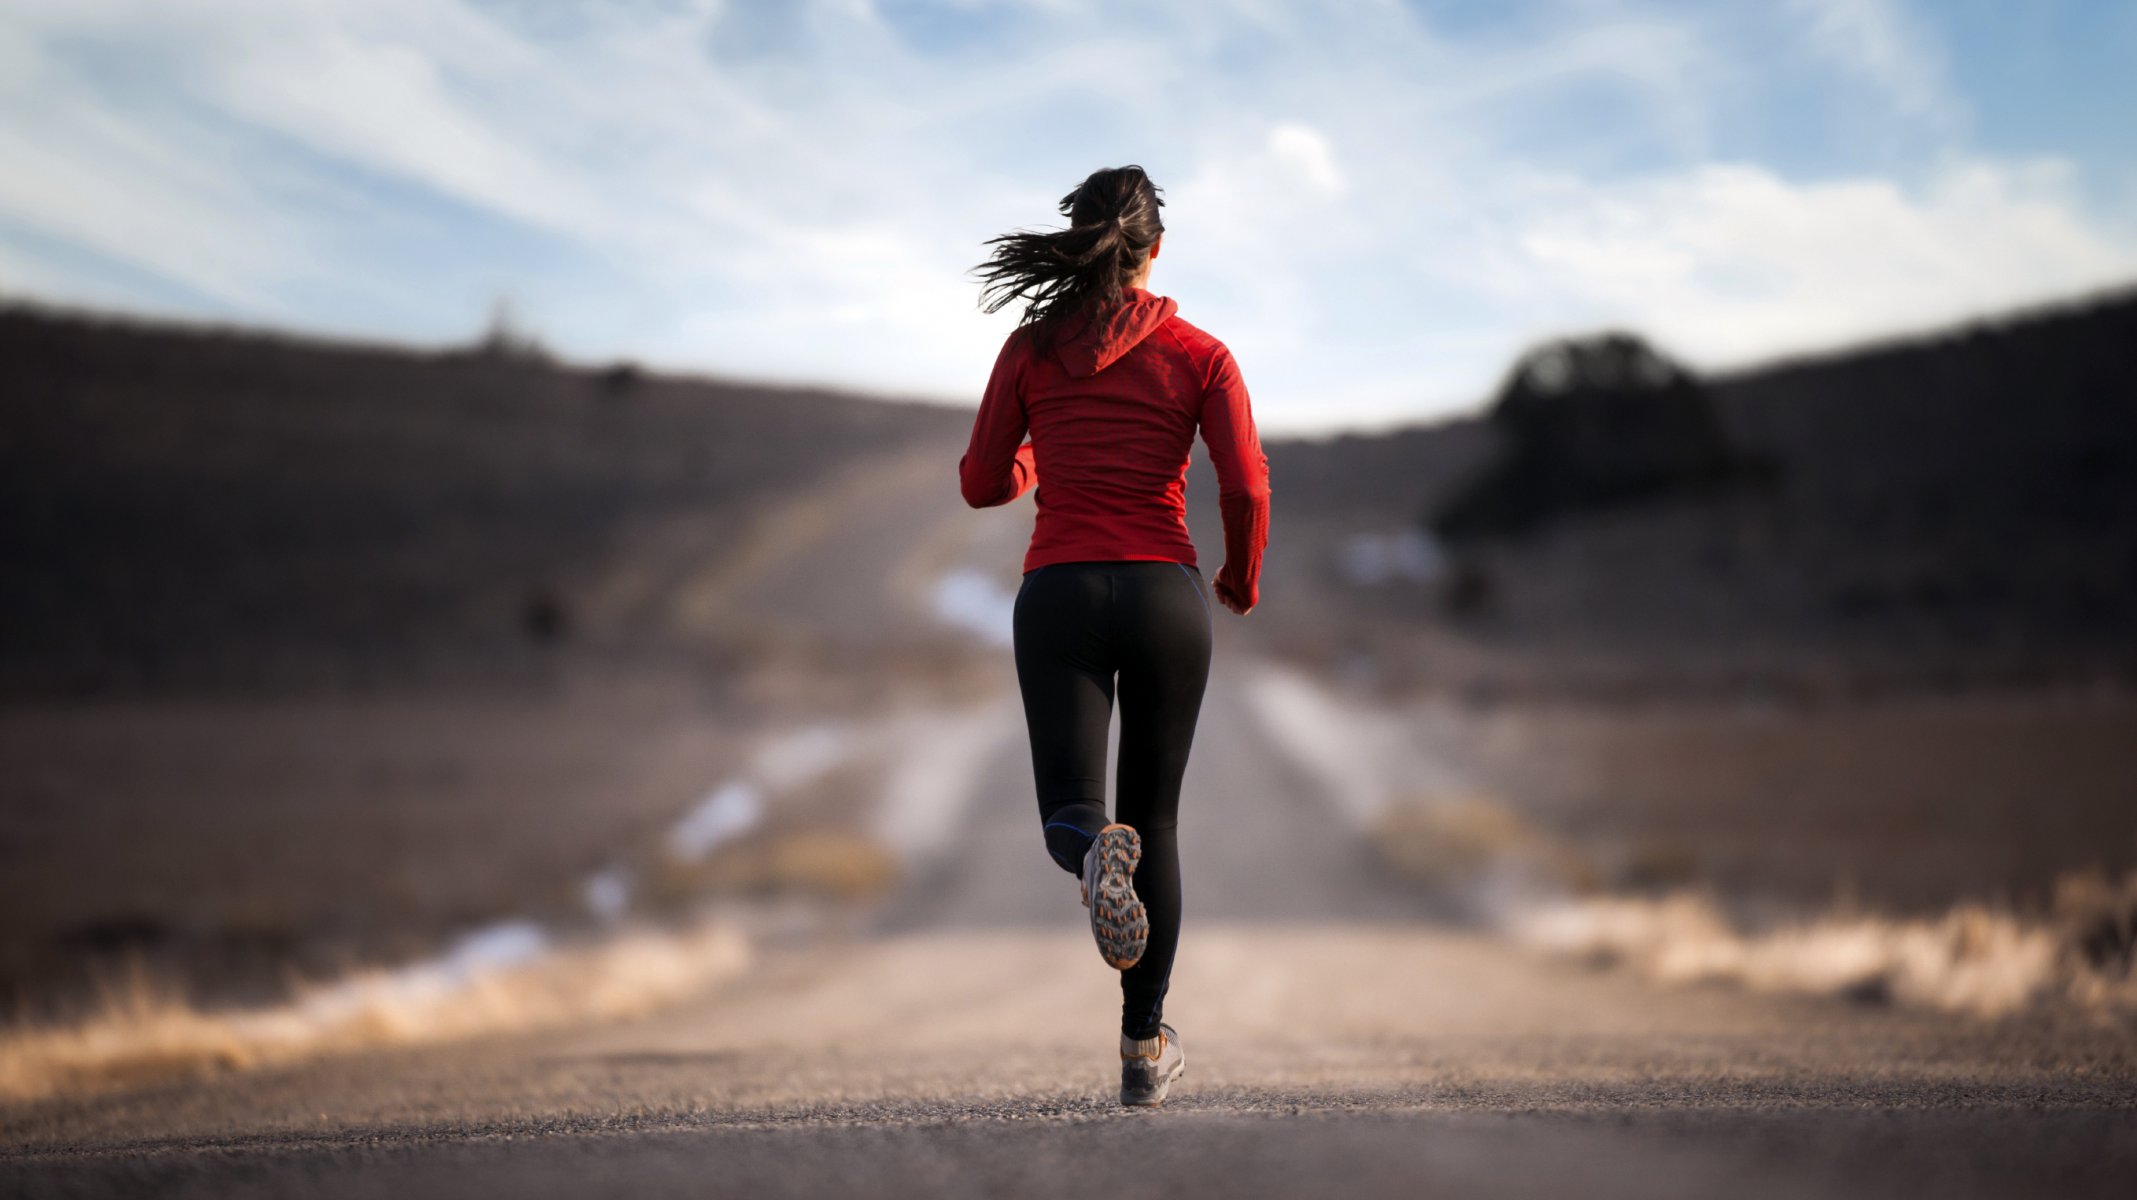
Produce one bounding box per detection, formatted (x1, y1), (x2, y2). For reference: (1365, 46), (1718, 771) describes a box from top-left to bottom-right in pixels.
(1198, 343), (1272, 611)
(959, 331), (1038, 509)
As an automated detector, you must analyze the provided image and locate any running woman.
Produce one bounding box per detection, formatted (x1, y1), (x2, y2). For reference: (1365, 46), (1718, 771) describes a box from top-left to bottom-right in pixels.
(959, 165), (1272, 1107)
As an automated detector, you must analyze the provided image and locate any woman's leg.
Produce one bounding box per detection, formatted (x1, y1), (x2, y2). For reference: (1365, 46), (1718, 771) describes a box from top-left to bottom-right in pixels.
(1011, 564), (1118, 875)
(1111, 562), (1214, 1039)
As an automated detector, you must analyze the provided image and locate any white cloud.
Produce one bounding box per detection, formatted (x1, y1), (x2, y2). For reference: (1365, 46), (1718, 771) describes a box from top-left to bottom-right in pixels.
(0, 86), (308, 313)
(1502, 158), (2137, 368)
(1784, 0), (1959, 130)
(1267, 123), (1346, 195)
(0, 0), (2128, 433)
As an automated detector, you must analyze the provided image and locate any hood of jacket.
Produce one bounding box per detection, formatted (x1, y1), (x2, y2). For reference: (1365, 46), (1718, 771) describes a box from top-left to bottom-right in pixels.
(1049, 288), (1180, 378)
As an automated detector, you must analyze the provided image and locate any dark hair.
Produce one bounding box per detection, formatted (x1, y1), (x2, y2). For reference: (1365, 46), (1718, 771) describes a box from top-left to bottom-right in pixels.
(972, 165), (1166, 343)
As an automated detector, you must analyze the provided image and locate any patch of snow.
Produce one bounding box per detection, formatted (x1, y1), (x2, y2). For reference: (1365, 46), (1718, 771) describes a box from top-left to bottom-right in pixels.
(931, 567), (1017, 647)
(583, 867), (632, 922)
(291, 920), (550, 1026)
(751, 721), (852, 790)
(666, 781), (765, 862)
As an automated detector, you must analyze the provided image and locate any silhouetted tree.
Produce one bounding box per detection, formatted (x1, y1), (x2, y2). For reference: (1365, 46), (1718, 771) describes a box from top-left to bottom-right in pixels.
(475, 296), (551, 363)
(1428, 332), (1765, 544)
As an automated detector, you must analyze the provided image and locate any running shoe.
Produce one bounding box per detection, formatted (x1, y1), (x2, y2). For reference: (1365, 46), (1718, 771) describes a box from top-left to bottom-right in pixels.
(1080, 822), (1147, 970)
(1120, 1023), (1186, 1106)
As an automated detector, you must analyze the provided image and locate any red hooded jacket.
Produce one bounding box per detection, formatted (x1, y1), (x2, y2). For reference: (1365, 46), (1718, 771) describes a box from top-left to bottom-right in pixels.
(958, 287), (1272, 612)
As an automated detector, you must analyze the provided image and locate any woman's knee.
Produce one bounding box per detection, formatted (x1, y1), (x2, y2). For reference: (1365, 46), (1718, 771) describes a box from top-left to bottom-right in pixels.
(1038, 800), (1106, 872)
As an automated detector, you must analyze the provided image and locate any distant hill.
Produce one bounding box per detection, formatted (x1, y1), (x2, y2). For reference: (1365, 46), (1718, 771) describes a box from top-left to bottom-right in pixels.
(1241, 286), (2137, 698)
(9, 287), (2134, 701)
(0, 306), (970, 697)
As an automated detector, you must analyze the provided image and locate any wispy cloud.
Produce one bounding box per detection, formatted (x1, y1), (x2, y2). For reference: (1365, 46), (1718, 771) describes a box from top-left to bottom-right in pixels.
(1782, 0), (1961, 131)
(1503, 157), (2131, 365)
(0, 0), (2128, 432)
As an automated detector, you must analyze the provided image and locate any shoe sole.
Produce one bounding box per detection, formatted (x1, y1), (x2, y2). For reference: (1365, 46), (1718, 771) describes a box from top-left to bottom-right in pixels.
(1122, 1057), (1186, 1107)
(1087, 824), (1147, 970)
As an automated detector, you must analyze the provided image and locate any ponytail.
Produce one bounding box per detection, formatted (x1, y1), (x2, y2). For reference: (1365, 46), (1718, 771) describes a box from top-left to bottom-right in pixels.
(973, 166), (1165, 349)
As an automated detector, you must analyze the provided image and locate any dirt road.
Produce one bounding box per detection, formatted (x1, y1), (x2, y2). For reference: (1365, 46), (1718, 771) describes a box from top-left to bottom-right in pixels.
(4, 663), (2133, 1198)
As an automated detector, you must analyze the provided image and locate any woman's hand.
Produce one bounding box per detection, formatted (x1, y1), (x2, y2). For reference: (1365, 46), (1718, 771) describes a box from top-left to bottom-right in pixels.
(1213, 573), (1254, 615)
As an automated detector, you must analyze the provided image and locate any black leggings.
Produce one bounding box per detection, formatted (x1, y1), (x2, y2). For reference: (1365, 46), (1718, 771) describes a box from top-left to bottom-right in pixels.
(1012, 559), (1213, 1039)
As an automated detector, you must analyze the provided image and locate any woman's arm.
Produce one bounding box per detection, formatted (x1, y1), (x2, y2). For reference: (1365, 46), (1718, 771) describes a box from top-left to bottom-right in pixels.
(1198, 344), (1272, 613)
(959, 331), (1039, 508)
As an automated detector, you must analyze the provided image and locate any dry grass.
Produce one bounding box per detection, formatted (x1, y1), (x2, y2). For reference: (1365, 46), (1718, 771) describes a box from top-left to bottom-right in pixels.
(1367, 792), (1601, 898)
(0, 919), (750, 1105)
(650, 830), (902, 904)
(1369, 786), (2137, 1021)
(1508, 869), (2137, 1019)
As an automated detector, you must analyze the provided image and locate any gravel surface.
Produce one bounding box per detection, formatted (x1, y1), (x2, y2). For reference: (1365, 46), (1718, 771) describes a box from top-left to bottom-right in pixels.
(5, 666), (2133, 1197)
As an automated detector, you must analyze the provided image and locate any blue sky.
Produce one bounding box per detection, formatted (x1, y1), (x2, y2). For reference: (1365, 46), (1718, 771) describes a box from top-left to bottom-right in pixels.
(1, 0), (2131, 434)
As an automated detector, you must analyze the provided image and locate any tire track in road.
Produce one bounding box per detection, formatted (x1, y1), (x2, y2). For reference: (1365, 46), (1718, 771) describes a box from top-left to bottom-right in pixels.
(876, 658), (1426, 935)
